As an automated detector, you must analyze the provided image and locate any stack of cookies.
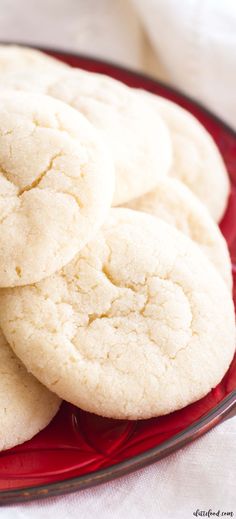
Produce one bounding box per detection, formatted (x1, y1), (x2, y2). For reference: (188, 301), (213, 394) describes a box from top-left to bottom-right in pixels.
(0, 45), (234, 451)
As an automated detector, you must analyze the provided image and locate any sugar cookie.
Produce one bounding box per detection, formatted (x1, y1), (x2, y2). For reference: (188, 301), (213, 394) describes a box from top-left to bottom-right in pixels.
(0, 91), (114, 287)
(0, 44), (68, 74)
(46, 69), (172, 205)
(0, 209), (234, 420)
(135, 91), (229, 222)
(124, 178), (232, 288)
(0, 330), (60, 451)
(0, 69), (61, 94)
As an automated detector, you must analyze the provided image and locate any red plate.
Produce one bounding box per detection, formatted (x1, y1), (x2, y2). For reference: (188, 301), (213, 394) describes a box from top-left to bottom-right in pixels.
(0, 47), (235, 505)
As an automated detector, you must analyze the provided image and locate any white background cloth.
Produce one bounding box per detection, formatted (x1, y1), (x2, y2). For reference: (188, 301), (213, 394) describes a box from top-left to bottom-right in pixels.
(0, 0), (235, 517)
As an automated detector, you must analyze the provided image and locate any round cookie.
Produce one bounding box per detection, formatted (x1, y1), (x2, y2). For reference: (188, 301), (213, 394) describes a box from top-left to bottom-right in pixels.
(124, 178), (232, 289)
(0, 209), (234, 420)
(0, 44), (68, 74)
(0, 69), (62, 94)
(46, 69), (172, 205)
(0, 330), (60, 451)
(0, 91), (114, 287)
(135, 91), (229, 222)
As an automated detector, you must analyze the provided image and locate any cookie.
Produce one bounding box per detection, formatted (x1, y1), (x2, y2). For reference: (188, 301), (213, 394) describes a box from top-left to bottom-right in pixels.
(0, 209), (234, 420)
(0, 91), (114, 287)
(124, 178), (232, 288)
(0, 330), (60, 451)
(46, 69), (172, 205)
(135, 91), (229, 222)
(0, 69), (62, 94)
(0, 44), (68, 74)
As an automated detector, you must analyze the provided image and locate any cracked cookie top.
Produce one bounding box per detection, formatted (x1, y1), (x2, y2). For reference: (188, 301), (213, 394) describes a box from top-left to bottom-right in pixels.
(0, 91), (115, 286)
(0, 330), (60, 451)
(46, 69), (172, 205)
(124, 177), (232, 289)
(0, 209), (234, 419)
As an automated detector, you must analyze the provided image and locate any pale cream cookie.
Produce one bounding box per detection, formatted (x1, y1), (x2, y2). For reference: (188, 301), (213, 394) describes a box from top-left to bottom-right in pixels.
(0, 69), (172, 206)
(0, 69), (62, 94)
(0, 209), (234, 420)
(124, 178), (232, 289)
(0, 44), (68, 74)
(135, 91), (230, 222)
(0, 91), (114, 287)
(0, 45), (68, 94)
(0, 330), (60, 451)
(45, 69), (172, 205)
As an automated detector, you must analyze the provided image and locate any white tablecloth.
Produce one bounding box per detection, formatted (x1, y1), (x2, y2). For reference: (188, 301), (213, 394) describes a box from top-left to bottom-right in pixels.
(0, 1), (235, 517)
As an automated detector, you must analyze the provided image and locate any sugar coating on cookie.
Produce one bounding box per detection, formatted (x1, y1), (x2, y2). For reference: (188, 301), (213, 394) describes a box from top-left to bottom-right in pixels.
(136, 91), (229, 222)
(124, 178), (232, 289)
(0, 330), (60, 451)
(0, 209), (235, 420)
(0, 91), (114, 287)
(0, 44), (68, 74)
(0, 69), (62, 94)
(46, 69), (172, 205)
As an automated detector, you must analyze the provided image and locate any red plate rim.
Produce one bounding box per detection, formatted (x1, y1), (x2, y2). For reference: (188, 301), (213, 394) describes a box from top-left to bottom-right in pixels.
(0, 44), (235, 505)
(0, 391), (235, 505)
